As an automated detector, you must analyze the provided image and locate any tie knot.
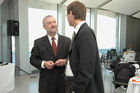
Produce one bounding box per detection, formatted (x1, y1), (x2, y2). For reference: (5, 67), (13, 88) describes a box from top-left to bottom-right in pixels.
(72, 32), (76, 40)
(51, 37), (55, 40)
(73, 32), (76, 36)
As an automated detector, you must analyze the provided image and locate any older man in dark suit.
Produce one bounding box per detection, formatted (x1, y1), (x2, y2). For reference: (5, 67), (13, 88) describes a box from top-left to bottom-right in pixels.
(66, 1), (104, 93)
(30, 15), (71, 93)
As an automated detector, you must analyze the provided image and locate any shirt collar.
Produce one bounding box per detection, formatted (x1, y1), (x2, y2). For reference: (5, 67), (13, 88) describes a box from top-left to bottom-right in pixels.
(47, 33), (58, 41)
(74, 21), (86, 34)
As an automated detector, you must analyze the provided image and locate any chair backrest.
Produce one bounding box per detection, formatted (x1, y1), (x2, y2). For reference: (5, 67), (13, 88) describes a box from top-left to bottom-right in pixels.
(113, 63), (135, 88)
(107, 49), (117, 60)
(114, 63), (135, 83)
(107, 50), (111, 59)
(111, 49), (116, 54)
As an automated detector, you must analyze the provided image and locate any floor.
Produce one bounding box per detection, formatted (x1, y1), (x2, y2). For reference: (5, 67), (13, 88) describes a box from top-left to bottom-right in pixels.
(8, 62), (127, 93)
(8, 73), (39, 93)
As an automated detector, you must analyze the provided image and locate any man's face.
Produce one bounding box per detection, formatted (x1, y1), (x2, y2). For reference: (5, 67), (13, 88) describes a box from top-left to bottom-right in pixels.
(43, 16), (57, 35)
(67, 11), (74, 26)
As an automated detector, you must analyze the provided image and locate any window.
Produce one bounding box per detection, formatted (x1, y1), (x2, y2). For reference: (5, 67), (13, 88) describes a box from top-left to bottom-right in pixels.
(97, 10), (117, 53)
(28, 8), (57, 53)
(12, 36), (15, 63)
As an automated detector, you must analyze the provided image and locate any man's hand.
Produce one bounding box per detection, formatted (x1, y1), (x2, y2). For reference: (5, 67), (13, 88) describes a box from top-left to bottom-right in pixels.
(44, 61), (55, 69)
(55, 59), (67, 66)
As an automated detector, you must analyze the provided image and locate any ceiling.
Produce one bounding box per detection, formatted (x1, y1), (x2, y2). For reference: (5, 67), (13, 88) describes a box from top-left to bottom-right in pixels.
(38, 0), (140, 19)
(1, 0), (140, 19)
(101, 0), (140, 18)
(133, 12), (140, 19)
(0, 0), (4, 5)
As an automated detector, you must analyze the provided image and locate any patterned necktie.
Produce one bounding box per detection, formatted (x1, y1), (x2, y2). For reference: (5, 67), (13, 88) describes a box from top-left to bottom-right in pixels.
(51, 37), (57, 56)
(72, 31), (76, 41)
(69, 31), (76, 51)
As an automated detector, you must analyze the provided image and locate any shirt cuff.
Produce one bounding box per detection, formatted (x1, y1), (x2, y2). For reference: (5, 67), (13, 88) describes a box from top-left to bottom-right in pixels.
(41, 61), (45, 68)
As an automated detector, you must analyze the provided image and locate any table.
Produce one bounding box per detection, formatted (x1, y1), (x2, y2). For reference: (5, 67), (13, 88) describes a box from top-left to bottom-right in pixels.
(119, 61), (138, 64)
(126, 76), (140, 93)
(0, 63), (15, 93)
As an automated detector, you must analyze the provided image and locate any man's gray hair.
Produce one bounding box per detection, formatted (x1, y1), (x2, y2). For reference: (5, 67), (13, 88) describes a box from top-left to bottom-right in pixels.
(42, 15), (53, 25)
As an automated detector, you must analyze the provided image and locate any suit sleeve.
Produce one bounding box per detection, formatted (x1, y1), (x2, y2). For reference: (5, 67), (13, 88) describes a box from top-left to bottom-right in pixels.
(71, 30), (97, 93)
(30, 40), (42, 70)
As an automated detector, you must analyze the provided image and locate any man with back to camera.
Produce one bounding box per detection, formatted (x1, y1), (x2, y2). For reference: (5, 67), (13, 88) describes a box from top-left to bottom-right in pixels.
(30, 15), (71, 93)
(66, 1), (104, 93)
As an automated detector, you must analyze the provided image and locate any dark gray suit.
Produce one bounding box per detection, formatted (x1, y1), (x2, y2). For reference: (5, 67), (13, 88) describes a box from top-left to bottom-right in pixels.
(69, 23), (104, 93)
(30, 34), (71, 93)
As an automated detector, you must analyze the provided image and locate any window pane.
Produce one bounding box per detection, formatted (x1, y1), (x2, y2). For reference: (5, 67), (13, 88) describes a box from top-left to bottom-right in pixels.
(28, 8), (57, 52)
(97, 13), (116, 53)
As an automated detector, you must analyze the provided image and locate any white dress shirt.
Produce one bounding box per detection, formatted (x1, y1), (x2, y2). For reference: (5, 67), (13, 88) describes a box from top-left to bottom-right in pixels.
(41, 34), (58, 68)
(74, 21), (86, 35)
(47, 34), (58, 46)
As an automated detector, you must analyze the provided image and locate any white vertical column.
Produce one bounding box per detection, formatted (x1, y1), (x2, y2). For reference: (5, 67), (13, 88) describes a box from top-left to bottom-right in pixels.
(115, 13), (119, 53)
(90, 8), (97, 36)
(57, 4), (66, 35)
(0, 0), (11, 62)
(118, 14), (127, 53)
(15, 0), (30, 74)
(0, 6), (2, 61)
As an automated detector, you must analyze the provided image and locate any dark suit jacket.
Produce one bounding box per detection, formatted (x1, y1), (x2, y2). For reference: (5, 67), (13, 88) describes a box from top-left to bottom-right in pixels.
(69, 23), (104, 93)
(30, 34), (71, 93)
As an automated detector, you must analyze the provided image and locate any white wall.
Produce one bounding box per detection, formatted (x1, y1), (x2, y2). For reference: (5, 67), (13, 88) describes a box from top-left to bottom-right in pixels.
(0, 6), (2, 61)
(0, 0), (11, 62)
(0, 0), (30, 74)
(16, 0), (30, 74)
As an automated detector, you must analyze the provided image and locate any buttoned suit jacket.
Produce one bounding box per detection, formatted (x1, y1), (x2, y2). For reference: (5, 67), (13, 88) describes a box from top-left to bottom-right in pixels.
(69, 23), (104, 93)
(30, 34), (71, 93)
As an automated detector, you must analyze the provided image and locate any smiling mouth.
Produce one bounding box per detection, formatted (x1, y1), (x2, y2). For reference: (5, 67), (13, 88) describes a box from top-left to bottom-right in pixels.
(51, 26), (56, 29)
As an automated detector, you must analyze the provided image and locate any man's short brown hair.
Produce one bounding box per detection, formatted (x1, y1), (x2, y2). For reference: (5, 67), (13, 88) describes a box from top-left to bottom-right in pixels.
(67, 1), (86, 20)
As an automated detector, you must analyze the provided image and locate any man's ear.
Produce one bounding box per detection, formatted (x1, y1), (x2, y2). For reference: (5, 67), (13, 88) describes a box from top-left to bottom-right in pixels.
(43, 25), (45, 29)
(69, 11), (72, 15)
(69, 11), (75, 19)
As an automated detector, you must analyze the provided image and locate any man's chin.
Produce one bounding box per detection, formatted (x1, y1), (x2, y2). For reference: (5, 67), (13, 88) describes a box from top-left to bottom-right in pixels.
(69, 23), (73, 26)
(51, 31), (57, 34)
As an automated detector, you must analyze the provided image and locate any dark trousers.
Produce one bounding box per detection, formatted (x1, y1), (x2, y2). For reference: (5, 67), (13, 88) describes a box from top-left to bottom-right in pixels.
(66, 77), (74, 93)
(39, 74), (66, 93)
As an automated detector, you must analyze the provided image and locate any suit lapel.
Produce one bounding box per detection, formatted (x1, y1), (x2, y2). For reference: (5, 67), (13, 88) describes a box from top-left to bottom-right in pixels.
(69, 23), (87, 52)
(56, 35), (64, 56)
(43, 36), (54, 57)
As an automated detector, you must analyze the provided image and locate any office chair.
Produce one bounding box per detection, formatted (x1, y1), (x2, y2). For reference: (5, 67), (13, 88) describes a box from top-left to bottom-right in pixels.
(110, 75), (128, 93)
(110, 63), (135, 93)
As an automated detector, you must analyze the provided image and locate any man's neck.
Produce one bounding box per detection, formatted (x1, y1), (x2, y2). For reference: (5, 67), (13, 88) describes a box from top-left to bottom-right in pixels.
(47, 33), (56, 37)
(74, 20), (83, 28)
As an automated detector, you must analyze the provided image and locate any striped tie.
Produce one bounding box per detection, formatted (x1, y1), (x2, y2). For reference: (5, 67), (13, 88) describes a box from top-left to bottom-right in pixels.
(51, 37), (57, 56)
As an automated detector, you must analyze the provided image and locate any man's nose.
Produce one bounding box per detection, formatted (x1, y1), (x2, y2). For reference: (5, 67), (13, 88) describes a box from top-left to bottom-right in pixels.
(52, 23), (56, 26)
